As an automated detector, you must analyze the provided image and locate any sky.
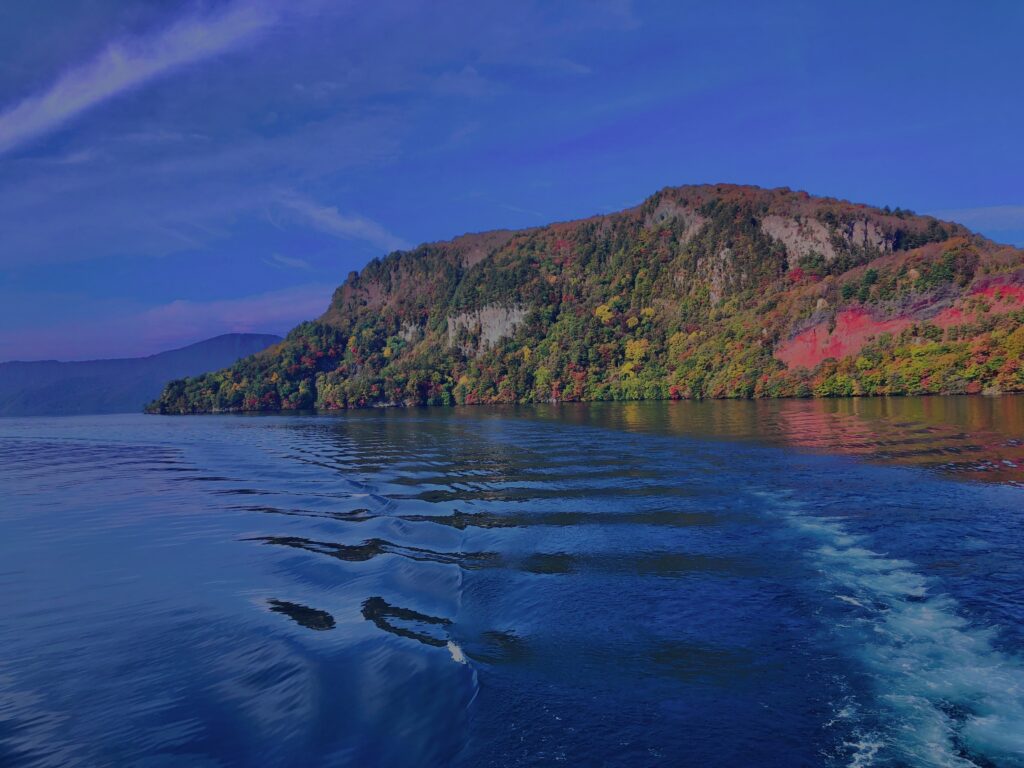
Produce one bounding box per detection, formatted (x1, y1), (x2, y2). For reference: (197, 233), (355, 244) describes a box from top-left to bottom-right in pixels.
(0, 0), (1022, 361)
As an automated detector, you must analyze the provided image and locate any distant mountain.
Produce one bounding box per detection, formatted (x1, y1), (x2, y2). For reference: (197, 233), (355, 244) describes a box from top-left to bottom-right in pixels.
(149, 184), (1024, 414)
(1, 333), (282, 416)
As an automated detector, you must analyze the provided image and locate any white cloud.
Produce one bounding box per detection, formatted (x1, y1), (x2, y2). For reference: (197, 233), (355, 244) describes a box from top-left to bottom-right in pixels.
(281, 192), (410, 253)
(0, 2), (278, 156)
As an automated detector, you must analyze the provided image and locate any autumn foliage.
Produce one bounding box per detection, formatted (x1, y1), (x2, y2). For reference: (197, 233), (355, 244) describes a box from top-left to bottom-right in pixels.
(149, 184), (1024, 414)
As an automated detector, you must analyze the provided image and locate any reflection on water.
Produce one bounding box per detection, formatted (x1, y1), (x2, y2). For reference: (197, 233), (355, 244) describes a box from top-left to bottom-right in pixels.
(544, 395), (1024, 485)
(0, 396), (1021, 767)
(361, 596), (452, 649)
(268, 599), (336, 631)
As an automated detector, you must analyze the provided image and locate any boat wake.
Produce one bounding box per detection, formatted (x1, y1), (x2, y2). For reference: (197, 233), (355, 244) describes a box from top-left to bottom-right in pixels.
(759, 490), (1024, 767)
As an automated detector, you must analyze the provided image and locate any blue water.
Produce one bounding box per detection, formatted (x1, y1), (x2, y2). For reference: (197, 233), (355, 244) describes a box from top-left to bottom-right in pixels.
(0, 399), (1022, 767)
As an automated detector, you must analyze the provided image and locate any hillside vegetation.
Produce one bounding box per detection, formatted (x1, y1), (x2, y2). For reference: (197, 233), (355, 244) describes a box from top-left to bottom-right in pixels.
(150, 185), (1024, 414)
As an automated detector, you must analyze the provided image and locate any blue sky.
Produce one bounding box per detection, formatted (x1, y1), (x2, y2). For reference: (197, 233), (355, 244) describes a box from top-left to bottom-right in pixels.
(1, 1), (1021, 361)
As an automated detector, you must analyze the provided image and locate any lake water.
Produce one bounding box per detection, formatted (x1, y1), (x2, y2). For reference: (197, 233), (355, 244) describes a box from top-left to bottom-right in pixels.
(1, 397), (1022, 767)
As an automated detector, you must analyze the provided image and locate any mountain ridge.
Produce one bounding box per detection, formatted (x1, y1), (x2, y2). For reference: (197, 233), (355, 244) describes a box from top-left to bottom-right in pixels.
(2, 333), (282, 416)
(149, 184), (1024, 414)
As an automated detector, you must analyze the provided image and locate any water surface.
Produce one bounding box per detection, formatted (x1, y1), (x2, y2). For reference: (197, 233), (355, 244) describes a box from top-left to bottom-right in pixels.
(1, 397), (1022, 767)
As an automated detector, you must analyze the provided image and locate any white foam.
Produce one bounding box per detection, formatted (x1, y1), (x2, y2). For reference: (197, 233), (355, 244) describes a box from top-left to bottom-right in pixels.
(447, 640), (466, 664)
(844, 735), (884, 768)
(835, 594), (867, 609)
(758, 490), (1024, 767)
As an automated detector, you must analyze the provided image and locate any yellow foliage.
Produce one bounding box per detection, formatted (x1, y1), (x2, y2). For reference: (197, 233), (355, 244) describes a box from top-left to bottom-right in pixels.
(625, 338), (650, 363)
(594, 303), (614, 323)
(521, 346), (532, 361)
(458, 375), (470, 386)
(1006, 324), (1024, 358)
(626, 316), (639, 329)
(383, 346), (392, 358)
(668, 332), (689, 361)
(641, 307), (655, 318)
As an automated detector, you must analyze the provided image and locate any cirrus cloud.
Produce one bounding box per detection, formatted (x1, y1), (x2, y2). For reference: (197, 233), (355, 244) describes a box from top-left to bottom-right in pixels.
(280, 192), (410, 253)
(0, 1), (280, 156)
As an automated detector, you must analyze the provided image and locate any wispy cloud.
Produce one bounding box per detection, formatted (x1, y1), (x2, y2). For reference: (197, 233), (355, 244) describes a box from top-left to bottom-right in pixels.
(0, 2), (278, 156)
(281, 193), (410, 253)
(29, 148), (99, 166)
(264, 252), (312, 270)
(0, 111), (402, 266)
(544, 58), (592, 76)
(499, 201), (547, 219)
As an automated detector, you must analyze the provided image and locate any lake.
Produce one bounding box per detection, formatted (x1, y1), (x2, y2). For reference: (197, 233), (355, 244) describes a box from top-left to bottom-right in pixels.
(1, 397), (1022, 767)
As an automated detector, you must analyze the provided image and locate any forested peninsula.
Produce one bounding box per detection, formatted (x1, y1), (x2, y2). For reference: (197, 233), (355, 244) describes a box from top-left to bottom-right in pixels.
(150, 184), (1024, 413)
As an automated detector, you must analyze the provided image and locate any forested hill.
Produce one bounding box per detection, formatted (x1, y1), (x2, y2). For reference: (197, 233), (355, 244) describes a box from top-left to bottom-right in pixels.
(150, 184), (1024, 414)
(2, 333), (281, 416)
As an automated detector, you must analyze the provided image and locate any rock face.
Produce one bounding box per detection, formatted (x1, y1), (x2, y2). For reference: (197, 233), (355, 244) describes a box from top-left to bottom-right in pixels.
(447, 305), (528, 354)
(760, 215), (893, 263)
(149, 184), (1024, 414)
(849, 219), (891, 251)
(644, 199), (707, 243)
(761, 215), (840, 261)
